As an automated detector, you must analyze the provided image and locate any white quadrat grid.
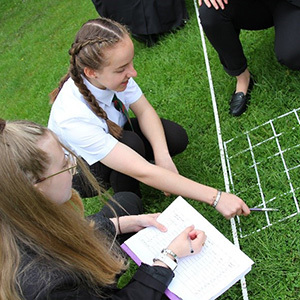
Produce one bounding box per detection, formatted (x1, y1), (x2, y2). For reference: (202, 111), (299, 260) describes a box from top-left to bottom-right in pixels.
(193, 1), (300, 299)
(224, 108), (300, 238)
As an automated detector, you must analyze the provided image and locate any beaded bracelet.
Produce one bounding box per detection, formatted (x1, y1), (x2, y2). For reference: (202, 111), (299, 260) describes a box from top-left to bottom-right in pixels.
(212, 190), (222, 208)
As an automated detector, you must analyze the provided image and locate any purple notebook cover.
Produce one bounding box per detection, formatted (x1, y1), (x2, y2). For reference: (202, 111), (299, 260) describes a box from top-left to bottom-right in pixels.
(121, 243), (181, 300)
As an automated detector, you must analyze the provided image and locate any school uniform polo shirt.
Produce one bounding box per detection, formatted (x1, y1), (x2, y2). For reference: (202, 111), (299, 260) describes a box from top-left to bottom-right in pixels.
(48, 77), (142, 165)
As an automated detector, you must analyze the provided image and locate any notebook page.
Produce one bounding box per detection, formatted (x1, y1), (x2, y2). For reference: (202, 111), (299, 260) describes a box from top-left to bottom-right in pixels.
(123, 197), (253, 300)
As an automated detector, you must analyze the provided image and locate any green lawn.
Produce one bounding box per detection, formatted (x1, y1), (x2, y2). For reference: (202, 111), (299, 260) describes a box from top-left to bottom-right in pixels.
(1, 0), (300, 299)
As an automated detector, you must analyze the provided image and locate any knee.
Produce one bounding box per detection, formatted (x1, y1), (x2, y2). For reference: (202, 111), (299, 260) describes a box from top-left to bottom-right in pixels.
(162, 119), (189, 155)
(120, 131), (145, 157)
(113, 192), (143, 214)
(198, 5), (221, 29)
(174, 126), (189, 154)
(276, 46), (300, 70)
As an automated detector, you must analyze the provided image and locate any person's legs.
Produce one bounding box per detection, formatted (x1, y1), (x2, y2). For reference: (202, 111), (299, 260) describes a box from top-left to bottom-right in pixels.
(199, 0), (274, 116)
(100, 191), (143, 217)
(125, 118), (188, 161)
(271, 0), (300, 70)
(110, 119), (188, 196)
(199, 3), (245, 77)
(199, 0), (273, 77)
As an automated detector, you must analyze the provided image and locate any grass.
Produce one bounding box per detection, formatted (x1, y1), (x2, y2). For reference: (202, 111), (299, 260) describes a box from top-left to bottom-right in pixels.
(1, 0), (300, 299)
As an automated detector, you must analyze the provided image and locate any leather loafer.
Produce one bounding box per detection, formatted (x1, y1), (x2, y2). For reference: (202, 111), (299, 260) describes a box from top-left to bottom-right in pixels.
(229, 76), (254, 116)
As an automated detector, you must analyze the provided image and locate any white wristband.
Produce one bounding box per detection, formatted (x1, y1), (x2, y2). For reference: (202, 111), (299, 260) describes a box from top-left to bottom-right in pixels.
(161, 248), (178, 263)
(153, 253), (178, 271)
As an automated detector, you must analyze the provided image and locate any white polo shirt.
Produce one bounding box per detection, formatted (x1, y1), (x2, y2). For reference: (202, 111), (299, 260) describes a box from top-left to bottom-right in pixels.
(48, 77), (142, 165)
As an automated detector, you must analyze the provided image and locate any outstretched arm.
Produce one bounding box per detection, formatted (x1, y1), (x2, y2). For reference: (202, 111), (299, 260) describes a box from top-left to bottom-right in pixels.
(101, 142), (250, 219)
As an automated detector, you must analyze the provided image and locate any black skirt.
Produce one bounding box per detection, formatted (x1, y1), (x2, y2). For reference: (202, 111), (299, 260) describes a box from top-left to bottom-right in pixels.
(91, 0), (189, 45)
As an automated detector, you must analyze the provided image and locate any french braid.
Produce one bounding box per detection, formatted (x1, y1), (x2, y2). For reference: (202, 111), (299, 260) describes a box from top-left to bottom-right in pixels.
(49, 18), (129, 138)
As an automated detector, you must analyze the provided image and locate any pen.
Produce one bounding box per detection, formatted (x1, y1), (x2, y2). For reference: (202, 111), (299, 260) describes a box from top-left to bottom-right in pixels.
(188, 237), (194, 253)
(250, 208), (279, 212)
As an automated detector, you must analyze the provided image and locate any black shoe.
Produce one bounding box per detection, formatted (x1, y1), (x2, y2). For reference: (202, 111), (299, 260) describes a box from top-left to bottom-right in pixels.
(229, 76), (254, 116)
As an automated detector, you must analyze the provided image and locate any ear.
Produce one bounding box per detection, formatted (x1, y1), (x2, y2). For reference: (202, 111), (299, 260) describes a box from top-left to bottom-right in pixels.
(84, 67), (97, 79)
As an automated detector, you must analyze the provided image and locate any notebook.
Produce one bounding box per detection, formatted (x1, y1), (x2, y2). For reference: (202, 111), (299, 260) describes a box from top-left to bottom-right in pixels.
(121, 196), (254, 300)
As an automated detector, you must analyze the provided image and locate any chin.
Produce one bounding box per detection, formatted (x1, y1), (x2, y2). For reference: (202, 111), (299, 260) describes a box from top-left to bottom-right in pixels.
(116, 86), (126, 92)
(118, 82), (128, 91)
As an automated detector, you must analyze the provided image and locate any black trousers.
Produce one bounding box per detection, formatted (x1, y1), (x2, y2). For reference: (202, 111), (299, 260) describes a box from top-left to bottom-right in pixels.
(73, 118), (188, 198)
(198, 0), (300, 76)
(99, 191), (143, 244)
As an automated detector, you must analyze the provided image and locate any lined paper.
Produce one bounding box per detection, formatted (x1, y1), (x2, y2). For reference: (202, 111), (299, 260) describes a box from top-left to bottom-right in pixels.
(122, 197), (254, 300)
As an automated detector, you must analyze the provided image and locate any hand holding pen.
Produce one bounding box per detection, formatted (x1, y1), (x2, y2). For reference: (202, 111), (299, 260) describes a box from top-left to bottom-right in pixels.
(167, 225), (207, 258)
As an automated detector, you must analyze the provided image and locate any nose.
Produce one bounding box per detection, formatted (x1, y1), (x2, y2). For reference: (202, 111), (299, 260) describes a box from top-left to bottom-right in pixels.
(128, 63), (137, 78)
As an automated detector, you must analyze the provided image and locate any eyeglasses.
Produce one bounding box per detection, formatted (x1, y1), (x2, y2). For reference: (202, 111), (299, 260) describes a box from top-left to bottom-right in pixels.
(35, 154), (77, 184)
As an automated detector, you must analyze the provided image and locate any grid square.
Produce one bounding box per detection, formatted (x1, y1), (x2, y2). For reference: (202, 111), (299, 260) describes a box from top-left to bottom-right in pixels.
(283, 147), (300, 171)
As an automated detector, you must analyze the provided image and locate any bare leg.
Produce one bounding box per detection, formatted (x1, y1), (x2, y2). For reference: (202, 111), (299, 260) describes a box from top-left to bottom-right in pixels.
(230, 67), (254, 116)
(235, 68), (251, 94)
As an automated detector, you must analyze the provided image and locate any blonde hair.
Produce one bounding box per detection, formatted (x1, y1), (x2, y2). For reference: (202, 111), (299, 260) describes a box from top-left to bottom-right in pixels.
(50, 17), (130, 139)
(0, 119), (127, 300)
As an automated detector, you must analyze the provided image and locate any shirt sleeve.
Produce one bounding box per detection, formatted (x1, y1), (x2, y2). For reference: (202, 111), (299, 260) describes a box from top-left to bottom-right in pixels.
(56, 117), (118, 165)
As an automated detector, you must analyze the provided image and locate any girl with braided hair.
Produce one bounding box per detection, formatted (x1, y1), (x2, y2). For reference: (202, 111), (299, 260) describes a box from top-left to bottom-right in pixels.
(49, 17), (188, 199)
(48, 17), (250, 220)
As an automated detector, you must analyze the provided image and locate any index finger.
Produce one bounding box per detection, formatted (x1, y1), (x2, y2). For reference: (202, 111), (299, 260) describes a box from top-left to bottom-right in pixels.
(208, 0), (220, 9)
(241, 202), (250, 216)
(216, 0), (226, 9)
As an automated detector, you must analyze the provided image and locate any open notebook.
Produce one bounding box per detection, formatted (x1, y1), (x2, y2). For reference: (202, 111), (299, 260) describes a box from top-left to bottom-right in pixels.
(121, 196), (254, 300)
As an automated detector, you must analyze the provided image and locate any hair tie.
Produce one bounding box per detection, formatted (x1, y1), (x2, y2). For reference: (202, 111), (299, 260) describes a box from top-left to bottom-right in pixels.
(0, 119), (6, 134)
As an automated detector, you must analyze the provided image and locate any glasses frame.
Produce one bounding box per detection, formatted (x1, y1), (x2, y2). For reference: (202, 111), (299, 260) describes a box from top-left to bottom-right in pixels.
(35, 154), (77, 184)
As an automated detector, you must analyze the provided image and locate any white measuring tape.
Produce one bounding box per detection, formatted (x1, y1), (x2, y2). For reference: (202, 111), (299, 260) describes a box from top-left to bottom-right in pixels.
(192, 1), (249, 299)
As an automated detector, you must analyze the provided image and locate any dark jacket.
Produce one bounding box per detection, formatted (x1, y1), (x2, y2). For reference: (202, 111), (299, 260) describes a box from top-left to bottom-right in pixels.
(17, 213), (174, 300)
(91, 0), (189, 36)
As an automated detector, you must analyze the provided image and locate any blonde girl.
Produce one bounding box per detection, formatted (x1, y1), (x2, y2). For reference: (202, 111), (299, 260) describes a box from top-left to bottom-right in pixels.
(0, 119), (206, 300)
